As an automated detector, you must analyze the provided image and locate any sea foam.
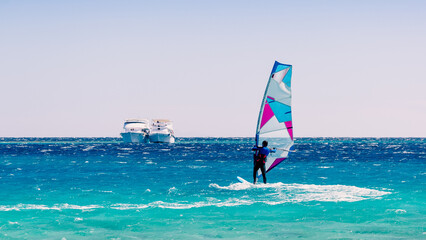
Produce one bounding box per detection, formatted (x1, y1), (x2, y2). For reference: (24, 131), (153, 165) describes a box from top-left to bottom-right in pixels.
(209, 182), (391, 202)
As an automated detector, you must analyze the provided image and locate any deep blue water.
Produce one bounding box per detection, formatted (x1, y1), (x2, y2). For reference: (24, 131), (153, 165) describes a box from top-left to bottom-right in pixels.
(0, 138), (424, 239)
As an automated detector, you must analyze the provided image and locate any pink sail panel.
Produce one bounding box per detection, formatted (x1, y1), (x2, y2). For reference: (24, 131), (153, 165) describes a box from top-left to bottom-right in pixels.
(266, 158), (286, 173)
(285, 121), (293, 140)
(260, 102), (274, 129)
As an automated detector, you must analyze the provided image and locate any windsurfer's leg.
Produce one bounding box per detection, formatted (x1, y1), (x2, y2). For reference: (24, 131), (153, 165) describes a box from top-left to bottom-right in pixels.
(253, 163), (260, 184)
(260, 164), (266, 184)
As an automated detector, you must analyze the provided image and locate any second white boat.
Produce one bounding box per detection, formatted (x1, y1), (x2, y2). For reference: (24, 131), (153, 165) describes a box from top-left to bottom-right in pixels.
(149, 119), (175, 143)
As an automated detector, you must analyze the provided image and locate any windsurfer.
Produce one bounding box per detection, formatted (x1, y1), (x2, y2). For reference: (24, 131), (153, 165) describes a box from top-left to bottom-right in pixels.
(252, 140), (276, 184)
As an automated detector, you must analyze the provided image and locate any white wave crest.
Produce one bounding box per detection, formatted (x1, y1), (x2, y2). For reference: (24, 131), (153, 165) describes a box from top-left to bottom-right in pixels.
(0, 183), (391, 211)
(0, 199), (254, 211)
(386, 209), (407, 214)
(110, 204), (149, 210)
(147, 199), (253, 209)
(0, 204), (103, 211)
(209, 182), (283, 191)
(168, 187), (179, 194)
(82, 146), (95, 151)
(209, 182), (391, 203)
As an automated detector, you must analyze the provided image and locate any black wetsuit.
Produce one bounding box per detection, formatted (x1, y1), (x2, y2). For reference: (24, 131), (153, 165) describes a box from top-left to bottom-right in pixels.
(252, 146), (275, 184)
(253, 158), (267, 184)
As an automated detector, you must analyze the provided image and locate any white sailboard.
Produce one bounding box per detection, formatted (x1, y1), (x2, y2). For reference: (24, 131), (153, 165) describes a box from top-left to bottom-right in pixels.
(237, 176), (250, 184)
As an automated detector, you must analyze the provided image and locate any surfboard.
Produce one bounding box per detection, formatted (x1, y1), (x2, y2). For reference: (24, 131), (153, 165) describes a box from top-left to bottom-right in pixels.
(237, 176), (250, 184)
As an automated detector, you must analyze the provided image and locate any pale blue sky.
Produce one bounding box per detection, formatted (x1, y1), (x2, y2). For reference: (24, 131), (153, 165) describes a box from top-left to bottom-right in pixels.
(1, 0), (425, 137)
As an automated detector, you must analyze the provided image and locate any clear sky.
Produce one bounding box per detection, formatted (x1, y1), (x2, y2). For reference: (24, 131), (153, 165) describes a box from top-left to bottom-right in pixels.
(1, 0), (425, 137)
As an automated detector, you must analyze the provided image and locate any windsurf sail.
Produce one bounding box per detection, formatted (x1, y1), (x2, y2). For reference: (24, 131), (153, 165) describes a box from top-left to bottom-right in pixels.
(255, 61), (294, 177)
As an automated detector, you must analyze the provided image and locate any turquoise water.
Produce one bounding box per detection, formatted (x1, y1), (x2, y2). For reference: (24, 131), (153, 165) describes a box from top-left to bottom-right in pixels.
(0, 138), (424, 239)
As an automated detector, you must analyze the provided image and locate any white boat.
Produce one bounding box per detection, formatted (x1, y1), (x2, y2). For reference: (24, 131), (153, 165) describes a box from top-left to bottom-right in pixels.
(149, 119), (175, 143)
(120, 119), (150, 143)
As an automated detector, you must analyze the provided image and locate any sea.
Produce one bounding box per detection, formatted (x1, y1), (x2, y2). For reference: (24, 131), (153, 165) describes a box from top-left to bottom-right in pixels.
(0, 137), (424, 239)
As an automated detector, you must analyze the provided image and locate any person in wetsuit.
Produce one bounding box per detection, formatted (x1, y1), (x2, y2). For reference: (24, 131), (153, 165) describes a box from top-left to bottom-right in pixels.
(252, 140), (276, 184)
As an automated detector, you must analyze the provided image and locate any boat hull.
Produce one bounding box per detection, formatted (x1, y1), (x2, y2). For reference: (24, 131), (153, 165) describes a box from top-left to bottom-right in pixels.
(149, 133), (175, 143)
(121, 132), (149, 143)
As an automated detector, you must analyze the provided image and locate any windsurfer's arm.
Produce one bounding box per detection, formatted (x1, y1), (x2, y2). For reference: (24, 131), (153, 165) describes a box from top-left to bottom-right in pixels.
(275, 148), (296, 152)
(270, 148), (277, 153)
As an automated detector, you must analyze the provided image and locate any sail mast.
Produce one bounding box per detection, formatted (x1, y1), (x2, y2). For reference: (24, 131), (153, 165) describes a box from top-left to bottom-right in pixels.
(255, 62), (279, 146)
